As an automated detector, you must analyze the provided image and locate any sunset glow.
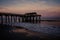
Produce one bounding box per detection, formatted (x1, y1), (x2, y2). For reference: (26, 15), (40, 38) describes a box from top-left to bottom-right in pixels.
(0, 0), (60, 19)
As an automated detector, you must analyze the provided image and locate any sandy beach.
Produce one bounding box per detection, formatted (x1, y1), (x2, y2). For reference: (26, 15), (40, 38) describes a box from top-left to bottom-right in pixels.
(0, 25), (60, 40)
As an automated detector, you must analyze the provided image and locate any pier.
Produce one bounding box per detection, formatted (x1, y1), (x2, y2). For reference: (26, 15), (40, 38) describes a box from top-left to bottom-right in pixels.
(0, 12), (41, 25)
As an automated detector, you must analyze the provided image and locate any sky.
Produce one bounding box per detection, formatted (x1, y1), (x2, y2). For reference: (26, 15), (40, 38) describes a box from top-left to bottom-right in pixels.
(0, 0), (60, 20)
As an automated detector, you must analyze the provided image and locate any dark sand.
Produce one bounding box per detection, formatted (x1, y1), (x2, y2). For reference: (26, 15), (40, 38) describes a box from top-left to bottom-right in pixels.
(0, 25), (60, 40)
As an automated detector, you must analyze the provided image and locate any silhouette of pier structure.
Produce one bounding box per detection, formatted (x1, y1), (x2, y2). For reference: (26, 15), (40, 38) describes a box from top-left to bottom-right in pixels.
(0, 12), (41, 26)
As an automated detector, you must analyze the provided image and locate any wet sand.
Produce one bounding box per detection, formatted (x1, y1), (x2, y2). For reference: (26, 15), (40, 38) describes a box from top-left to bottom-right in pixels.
(0, 25), (60, 40)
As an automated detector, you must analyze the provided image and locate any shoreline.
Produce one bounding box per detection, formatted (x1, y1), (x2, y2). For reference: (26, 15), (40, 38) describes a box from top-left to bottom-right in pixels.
(0, 25), (60, 40)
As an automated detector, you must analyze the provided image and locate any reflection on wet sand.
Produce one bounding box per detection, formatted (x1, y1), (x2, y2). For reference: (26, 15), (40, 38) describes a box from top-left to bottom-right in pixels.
(10, 28), (48, 38)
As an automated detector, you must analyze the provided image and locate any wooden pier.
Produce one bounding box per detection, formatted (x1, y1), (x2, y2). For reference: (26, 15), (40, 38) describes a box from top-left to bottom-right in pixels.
(0, 12), (41, 25)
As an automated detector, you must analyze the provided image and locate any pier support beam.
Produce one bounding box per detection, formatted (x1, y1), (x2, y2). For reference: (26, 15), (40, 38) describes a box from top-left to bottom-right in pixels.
(39, 16), (41, 23)
(36, 16), (37, 23)
(1, 15), (3, 24)
(27, 16), (29, 22)
(22, 16), (24, 22)
(10, 16), (12, 24)
(14, 16), (16, 23)
(16, 16), (18, 23)
(12, 16), (14, 23)
(18, 16), (20, 23)
(7, 16), (10, 23)
(4, 15), (7, 24)
(30, 16), (31, 23)
(32, 16), (34, 23)
(0, 15), (1, 24)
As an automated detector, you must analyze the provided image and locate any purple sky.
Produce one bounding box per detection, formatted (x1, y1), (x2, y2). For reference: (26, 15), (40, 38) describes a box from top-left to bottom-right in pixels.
(0, 0), (60, 20)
